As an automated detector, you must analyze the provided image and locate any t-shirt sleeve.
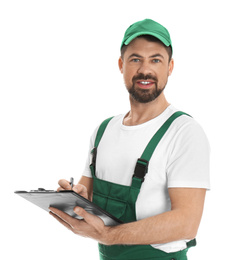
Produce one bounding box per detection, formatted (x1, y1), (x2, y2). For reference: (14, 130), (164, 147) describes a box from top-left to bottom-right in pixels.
(82, 126), (99, 178)
(82, 139), (94, 178)
(166, 120), (210, 189)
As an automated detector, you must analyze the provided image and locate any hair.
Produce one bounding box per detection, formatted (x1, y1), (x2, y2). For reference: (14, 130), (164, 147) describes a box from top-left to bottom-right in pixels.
(121, 35), (172, 62)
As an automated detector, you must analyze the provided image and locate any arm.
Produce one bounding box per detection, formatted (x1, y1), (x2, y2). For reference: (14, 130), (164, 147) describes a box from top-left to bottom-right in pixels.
(106, 187), (206, 245)
(50, 187), (206, 245)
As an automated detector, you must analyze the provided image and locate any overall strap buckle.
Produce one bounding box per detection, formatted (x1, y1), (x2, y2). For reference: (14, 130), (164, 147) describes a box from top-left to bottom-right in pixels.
(90, 147), (97, 178)
(91, 147), (97, 167)
(133, 158), (149, 182)
(186, 238), (196, 248)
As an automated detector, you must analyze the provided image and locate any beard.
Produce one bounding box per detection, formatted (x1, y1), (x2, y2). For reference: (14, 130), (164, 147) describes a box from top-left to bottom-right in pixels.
(126, 73), (166, 103)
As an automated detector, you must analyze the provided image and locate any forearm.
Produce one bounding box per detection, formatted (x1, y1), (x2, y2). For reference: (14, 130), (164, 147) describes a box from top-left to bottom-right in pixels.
(105, 188), (206, 246)
(106, 210), (197, 246)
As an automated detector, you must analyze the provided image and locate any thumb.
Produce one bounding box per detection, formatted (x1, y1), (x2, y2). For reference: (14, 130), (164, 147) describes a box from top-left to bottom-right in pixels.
(73, 184), (88, 199)
(74, 206), (95, 223)
(74, 206), (104, 229)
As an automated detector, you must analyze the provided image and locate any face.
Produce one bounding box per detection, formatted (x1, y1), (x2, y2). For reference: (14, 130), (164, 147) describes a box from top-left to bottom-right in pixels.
(119, 37), (174, 103)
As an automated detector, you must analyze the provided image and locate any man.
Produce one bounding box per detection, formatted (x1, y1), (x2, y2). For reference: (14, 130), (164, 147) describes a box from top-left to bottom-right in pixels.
(50, 19), (210, 260)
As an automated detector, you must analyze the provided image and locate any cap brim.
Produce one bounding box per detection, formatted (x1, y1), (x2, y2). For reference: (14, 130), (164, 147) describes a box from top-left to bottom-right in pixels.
(123, 31), (170, 47)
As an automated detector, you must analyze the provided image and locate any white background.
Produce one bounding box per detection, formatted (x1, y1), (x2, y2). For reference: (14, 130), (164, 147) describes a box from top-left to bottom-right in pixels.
(1, 0), (242, 259)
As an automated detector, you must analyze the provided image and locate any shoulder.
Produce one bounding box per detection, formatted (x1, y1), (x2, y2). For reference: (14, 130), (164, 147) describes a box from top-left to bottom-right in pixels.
(163, 106), (210, 160)
(167, 105), (208, 141)
(89, 114), (124, 143)
(95, 114), (125, 132)
(165, 107), (210, 189)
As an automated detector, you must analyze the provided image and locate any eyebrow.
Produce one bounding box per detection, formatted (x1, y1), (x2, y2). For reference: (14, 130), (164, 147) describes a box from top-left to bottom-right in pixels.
(128, 53), (143, 59)
(149, 53), (165, 59)
(128, 53), (165, 59)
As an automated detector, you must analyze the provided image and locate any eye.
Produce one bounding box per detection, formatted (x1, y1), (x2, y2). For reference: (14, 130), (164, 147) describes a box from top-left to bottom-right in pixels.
(152, 59), (161, 63)
(131, 58), (140, 63)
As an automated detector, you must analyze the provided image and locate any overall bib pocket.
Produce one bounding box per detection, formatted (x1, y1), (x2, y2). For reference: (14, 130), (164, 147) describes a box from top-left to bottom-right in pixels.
(93, 191), (127, 219)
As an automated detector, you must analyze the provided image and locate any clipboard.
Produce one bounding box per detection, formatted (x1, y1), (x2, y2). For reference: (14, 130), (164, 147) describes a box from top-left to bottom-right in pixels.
(15, 189), (123, 226)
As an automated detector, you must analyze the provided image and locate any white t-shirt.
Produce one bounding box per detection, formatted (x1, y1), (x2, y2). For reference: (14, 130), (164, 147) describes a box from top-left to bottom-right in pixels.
(82, 105), (210, 253)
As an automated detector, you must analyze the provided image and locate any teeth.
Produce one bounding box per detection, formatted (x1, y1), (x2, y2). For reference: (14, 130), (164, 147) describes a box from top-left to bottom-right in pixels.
(140, 81), (151, 85)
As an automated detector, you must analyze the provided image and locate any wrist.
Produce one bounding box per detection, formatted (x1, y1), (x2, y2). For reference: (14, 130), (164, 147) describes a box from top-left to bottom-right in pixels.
(101, 225), (120, 245)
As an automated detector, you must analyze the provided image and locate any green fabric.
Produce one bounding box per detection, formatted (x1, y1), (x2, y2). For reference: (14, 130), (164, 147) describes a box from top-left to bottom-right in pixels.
(92, 174), (190, 260)
(120, 18), (173, 53)
(131, 177), (143, 189)
(140, 111), (190, 162)
(90, 112), (194, 260)
(94, 117), (114, 148)
(99, 245), (188, 260)
(92, 176), (139, 223)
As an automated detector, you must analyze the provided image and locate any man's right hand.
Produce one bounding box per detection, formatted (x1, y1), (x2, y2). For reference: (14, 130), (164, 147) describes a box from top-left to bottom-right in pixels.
(57, 179), (89, 200)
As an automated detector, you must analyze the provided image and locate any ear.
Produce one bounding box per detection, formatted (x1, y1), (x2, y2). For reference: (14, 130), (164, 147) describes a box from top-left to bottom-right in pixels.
(168, 58), (174, 76)
(118, 57), (123, 74)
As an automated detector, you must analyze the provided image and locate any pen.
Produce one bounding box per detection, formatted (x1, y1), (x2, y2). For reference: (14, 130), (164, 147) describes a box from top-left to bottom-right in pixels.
(70, 177), (74, 189)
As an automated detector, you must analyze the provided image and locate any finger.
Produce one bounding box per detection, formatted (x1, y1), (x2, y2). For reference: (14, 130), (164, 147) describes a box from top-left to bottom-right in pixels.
(49, 211), (73, 231)
(74, 206), (104, 229)
(72, 184), (88, 198)
(58, 179), (72, 190)
(73, 206), (86, 218)
(57, 187), (65, 192)
(73, 185), (84, 194)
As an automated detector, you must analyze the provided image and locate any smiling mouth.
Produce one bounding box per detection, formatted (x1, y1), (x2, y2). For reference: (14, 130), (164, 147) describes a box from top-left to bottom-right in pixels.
(136, 80), (155, 88)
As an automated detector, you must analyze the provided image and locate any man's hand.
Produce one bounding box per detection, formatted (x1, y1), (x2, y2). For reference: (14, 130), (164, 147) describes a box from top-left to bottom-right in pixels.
(49, 206), (111, 244)
(57, 179), (89, 200)
(51, 177), (108, 243)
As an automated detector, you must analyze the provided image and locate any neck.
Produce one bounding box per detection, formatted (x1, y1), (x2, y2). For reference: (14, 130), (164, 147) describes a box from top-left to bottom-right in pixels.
(123, 92), (170, 126)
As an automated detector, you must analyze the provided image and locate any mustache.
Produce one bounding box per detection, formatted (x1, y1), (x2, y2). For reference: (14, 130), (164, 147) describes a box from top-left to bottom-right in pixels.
(132, 73), (158, 83)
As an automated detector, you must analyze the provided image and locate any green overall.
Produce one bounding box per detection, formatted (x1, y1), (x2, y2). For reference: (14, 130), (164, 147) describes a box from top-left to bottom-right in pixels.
(90, 111), (196, 260)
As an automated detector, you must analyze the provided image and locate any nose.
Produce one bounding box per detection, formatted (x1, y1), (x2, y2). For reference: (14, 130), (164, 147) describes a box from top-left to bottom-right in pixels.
(137, 61), (153, 75)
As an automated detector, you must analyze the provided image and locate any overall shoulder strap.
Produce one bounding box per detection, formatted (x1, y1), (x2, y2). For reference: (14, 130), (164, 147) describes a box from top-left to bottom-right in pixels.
(132, 111), (191, 186)
(90, 117), (114, 178)
(141, 111), (191, 162)
(94, 117), (114, 148)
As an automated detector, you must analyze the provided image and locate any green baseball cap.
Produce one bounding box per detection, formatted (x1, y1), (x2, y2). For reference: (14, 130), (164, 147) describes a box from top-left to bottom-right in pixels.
(121, 19), (172, 53)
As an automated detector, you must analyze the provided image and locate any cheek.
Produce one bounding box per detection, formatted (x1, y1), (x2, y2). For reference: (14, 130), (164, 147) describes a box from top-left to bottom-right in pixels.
(123, 67), (135, 82)
(158, 67), (170, 79)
